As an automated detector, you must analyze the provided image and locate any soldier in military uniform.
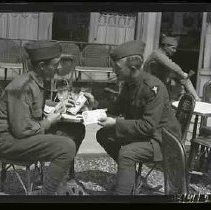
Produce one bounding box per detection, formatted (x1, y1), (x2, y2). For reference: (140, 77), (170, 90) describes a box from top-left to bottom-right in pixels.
(0, 41), (94, 195)
(143, 34), (200, 101)
(96, 40), (182, 195)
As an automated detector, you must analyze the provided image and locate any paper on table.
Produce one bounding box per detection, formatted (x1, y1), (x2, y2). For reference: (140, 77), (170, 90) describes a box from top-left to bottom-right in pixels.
(82, 109), (107, 125)
(44, 105), (55, 114)
(44, 104), (107, 124)
(61, 114), (83, 123)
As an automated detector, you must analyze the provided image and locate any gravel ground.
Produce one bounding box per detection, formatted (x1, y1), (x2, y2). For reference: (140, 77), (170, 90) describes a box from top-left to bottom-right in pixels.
(0, 153), (211, 196)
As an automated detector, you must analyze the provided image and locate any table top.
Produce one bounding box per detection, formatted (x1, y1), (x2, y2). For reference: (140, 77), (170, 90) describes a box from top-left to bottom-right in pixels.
(0, 62), (23, 69)
(172, 101), (211, 116)
(75, 66), (113, 72)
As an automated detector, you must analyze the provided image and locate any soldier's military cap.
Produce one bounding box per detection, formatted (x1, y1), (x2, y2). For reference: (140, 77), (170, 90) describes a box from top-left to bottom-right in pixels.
(161, 36), (178, 47)
(24, 41), (62, 62)
(110, 40), (145, 61)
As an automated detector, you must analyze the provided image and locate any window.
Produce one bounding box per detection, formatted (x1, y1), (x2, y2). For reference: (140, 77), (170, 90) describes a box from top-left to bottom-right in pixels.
(90, 12), (137, 45)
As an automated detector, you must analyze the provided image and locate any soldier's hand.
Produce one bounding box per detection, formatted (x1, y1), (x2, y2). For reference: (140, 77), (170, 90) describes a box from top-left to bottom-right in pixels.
(65, 97), (76, 108)
(54, 102), (66, 114)
(83, 92), (95, 108)
(47, 112), (61, 124)
(98, 117), (116, 128)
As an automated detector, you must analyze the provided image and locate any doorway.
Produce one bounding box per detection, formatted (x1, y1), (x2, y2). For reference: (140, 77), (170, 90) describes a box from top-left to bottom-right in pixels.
(160, 12), (203, 87)
(52, 12), (90, 42)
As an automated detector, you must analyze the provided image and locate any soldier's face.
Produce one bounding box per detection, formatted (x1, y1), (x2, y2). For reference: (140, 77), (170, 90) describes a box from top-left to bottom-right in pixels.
(113, 58), (131, 81)
(43, 57), (61, 80)
(164, 44), (177, 57)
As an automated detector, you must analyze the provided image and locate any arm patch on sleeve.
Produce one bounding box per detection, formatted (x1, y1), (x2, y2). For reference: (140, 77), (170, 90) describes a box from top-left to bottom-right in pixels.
(152, 86), (159, 95)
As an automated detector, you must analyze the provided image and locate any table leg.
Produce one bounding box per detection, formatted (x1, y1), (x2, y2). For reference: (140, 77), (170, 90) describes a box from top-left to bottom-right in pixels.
(188, 114), (200, 174)
(192, 115), (199, 140)
(4, 68), (7, 81)
(188, 142), (199, 171)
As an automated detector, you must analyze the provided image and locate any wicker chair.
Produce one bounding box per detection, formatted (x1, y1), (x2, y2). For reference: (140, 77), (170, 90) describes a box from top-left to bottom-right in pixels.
(81, 44), (110, 67)
(59, 42), (81, 66)
(133, 93), (195, 195)
(175, 93), (196, 145)
(162, 128), (188, 195)
(0, 39), (22, 63)
(188, 80), (211, 176)
(0, 159), (44, 195)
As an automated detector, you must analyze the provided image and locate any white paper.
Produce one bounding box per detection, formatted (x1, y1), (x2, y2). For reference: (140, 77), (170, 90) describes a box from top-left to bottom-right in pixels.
(61, 114), (83, 123)
(44, 105), (55, 114)
(82, 109), (107, 125)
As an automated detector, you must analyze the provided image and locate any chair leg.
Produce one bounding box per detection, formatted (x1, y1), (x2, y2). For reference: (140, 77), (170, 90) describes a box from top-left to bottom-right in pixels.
(132, 163), (143, 195)
(136, 163), (143, 188)
(11, 164), (28, 194)
(198, 146), (206, 172)
(40, 162), (44, 185)
(188, 142), (200, 185)
(142, 163), (163, 193)
(145, 163), (157, 180)
(1, 162), (7, 192)
(188, 142), (199, 171)
(26, 165), (32, 194)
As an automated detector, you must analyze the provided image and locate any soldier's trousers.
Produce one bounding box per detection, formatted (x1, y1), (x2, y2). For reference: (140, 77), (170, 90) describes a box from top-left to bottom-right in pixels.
(0, 122), (85, 194)
(48, 122), (85, 179)
(96, 127), (154, 195)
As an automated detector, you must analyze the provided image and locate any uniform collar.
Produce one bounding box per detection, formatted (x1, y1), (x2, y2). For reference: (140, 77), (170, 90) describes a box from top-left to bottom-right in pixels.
(29, 71), (44, 89)
(126, 70), (145, 88)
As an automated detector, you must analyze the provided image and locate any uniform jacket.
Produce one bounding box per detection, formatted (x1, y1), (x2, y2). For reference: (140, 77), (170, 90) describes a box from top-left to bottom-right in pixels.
(143, 49), (187, 82)
(108, 71), (181, 161)
(0, 71), (51, 139)
(143, 49), (188, 100)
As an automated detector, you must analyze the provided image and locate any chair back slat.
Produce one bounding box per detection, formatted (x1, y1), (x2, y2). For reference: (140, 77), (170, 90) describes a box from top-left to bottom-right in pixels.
(175, 93), (196, 144)
(59, 42), (81, 66)
(81, 45), (110, 67)
(203, 80), (211, 103)
(0, 39), (22, 63)
(162, 128), (189, 195)
(201, 80), (211, 127)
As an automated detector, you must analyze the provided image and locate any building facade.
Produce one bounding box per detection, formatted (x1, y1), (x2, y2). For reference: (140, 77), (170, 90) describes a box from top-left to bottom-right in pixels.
(0, 12), (210, 97)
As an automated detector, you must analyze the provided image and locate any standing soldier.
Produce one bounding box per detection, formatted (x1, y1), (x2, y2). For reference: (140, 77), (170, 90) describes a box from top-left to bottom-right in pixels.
(143, 34), (200, 101)
(96, 40), (182, 195)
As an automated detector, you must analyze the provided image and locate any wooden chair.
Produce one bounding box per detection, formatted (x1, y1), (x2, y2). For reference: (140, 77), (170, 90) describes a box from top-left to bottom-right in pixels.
(0, 159), (44, 195)
(188, 80), (211, 176)
(162, 128), (188, 195)
(133, 93), (195, 195)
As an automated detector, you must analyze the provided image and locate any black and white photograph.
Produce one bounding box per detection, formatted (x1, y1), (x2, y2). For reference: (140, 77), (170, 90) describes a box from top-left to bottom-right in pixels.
(0, 1), (211, 204)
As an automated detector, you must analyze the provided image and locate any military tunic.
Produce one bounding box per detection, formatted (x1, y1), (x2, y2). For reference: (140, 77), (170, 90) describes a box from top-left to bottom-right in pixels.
(0, 71), (85, 194)
(107, 71), (181, 161)
(0, 71), (50, 137)
(143, 49), (198, 101)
